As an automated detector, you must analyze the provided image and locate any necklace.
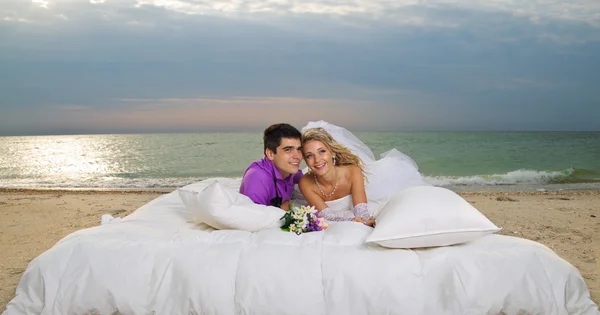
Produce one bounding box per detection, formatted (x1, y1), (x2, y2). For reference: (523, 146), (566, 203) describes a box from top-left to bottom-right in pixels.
(314, 169), (338, 198)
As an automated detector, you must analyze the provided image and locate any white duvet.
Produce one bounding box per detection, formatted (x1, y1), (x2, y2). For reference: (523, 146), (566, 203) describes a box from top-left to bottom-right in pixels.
(4, 188), (599, 315)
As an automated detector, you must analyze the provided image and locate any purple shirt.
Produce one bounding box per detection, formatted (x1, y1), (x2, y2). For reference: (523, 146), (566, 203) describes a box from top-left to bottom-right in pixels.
(239, 156), (303, 206)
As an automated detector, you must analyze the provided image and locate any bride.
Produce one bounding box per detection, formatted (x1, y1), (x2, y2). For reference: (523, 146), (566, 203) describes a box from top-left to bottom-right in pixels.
(298, 121), (430, 226)
(299, 127), (376, 226)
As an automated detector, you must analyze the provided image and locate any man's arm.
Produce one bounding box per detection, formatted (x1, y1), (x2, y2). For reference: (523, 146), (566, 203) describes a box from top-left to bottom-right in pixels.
(239, 168), (273, 206)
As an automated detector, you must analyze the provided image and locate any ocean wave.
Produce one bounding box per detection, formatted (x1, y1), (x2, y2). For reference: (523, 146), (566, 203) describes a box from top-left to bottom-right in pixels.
(425, 168), (599, 186)
(1, 168), (598, 189)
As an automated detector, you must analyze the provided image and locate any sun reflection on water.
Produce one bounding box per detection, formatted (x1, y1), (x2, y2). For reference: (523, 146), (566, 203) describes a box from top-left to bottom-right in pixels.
(0, 132), (261, 188)
(2, 135), (122, 184)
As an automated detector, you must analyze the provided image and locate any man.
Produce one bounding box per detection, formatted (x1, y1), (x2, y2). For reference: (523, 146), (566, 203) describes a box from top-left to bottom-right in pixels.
(239, 123), (303, 211)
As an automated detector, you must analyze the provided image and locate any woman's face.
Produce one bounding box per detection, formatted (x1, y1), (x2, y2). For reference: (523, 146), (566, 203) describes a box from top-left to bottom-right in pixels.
(303, 140), (334, 176)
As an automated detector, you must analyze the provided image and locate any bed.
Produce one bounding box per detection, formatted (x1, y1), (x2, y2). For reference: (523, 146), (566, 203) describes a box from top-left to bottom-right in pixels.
(4, 181), (599, 315)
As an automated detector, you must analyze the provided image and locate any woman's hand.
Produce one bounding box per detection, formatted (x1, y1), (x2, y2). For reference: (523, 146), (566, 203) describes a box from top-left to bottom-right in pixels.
(351, 217), (365, 223)
(352, 217), (376, 227)
(364, 217), (376, 227)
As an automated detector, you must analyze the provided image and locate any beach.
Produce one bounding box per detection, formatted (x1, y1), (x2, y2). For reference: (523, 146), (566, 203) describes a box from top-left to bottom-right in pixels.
(1, 188), (598, 311)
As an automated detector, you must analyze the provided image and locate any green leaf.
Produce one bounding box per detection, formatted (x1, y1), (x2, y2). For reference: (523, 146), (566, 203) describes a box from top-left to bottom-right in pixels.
(280, 211), (294, 229)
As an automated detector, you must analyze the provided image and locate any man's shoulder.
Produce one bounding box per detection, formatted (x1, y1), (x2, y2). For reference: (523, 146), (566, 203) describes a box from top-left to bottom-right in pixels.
(241, 160), (273, 187)
(240, 159), (275, 205)
(243, 160), (272, 179)
(292, 169), (304, 184)
(244, 165), (271, 181)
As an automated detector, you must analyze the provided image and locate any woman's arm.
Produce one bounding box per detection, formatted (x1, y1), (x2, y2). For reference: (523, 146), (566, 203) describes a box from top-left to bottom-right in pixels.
(350, 165), (367, 205)
(350, 165), (372, 222)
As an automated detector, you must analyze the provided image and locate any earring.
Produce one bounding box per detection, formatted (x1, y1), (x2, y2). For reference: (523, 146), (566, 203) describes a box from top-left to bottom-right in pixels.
(333, 156), (336, 165)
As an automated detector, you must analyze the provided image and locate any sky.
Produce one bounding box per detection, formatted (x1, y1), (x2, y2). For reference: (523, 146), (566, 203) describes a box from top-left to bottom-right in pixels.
(1, 0), (599, 135)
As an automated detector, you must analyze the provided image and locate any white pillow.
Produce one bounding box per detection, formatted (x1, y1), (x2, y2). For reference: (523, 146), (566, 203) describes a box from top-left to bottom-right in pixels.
(178, 179), (285, 232)
(366, 186), (501, 249)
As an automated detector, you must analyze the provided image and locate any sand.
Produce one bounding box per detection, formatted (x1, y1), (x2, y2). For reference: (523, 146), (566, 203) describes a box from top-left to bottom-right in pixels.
(1, 188), (599, 311)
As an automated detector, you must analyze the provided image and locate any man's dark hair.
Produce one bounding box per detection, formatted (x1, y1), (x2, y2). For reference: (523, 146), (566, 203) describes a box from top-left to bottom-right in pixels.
(263, 123), (301, 154)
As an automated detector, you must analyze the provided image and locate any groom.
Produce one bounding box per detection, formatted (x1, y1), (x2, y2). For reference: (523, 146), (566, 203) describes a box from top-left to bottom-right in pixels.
(239, 123), (303, 211)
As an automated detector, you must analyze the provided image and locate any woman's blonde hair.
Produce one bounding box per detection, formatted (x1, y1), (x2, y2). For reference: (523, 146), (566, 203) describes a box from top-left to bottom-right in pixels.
(301, 127), (365, 176)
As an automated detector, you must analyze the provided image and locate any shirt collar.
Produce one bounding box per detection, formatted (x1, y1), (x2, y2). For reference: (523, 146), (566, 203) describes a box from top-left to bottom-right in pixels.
(262, 156), (286, 181)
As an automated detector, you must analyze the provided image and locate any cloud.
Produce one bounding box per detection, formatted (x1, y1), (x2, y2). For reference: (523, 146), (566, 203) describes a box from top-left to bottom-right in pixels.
(3, 0), (599, 30)
(127, 0), (600, 27)
(32, 0), (49, 9)
(0, 0), (599, 134)
(2, 16), (30, 23)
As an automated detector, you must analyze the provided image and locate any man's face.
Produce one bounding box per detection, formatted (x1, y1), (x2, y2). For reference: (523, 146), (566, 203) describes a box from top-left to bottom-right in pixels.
(266, 137), (302, 179)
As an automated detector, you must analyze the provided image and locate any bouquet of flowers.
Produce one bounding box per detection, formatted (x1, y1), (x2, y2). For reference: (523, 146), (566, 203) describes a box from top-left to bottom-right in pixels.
(281, 203), (328, 235)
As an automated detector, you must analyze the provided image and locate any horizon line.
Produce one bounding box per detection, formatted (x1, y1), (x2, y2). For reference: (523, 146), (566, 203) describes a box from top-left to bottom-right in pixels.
(1, 129), (599, 137)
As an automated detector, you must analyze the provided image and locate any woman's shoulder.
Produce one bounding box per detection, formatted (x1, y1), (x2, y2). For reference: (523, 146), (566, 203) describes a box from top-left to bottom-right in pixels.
(339, 164), (362, 176)
(299, 172), (315, 186)
(300, 171), (312, 180)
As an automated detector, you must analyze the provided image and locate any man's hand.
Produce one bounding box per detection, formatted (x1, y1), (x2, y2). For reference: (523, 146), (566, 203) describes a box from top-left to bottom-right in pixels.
(281, 200), (291, 211)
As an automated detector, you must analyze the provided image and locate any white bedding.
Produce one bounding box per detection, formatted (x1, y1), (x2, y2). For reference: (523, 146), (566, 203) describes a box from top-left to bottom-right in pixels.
(4, 189), (599, 315)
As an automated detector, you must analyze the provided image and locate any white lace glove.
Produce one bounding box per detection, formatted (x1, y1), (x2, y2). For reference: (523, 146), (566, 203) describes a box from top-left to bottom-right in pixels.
(317, 207), (355, 221)
(353, 203), (370, 221)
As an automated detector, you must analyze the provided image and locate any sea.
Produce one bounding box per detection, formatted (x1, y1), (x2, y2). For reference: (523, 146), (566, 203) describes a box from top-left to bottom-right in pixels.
(1, 131), (599, 192)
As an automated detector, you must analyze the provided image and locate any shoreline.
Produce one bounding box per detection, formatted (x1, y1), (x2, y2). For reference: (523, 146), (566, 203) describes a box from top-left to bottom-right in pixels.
(0, 187), (175, 194)
(1, 188), (599, 311)
(2, 185), (600, 195)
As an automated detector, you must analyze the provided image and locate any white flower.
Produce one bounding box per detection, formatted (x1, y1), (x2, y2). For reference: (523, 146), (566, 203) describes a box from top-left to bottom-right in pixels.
(286, 204), (321, 234)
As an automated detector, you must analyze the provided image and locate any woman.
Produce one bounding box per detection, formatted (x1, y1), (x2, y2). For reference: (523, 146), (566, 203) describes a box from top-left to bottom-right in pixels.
(299, 127), (376, 226)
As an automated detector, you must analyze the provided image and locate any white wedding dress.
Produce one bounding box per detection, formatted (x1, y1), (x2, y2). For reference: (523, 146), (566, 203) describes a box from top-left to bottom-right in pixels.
(324, 195), (354, 219)
(301, 121), (430, 216)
